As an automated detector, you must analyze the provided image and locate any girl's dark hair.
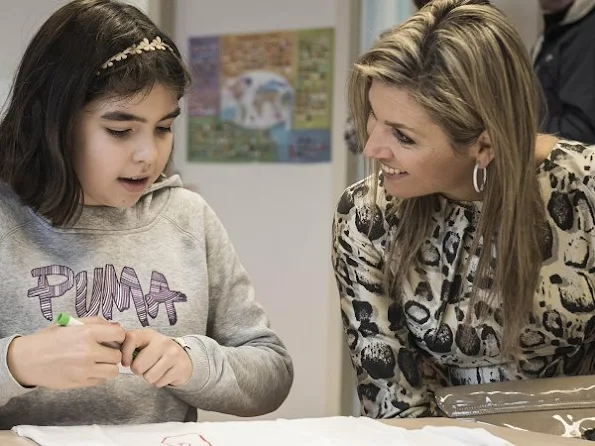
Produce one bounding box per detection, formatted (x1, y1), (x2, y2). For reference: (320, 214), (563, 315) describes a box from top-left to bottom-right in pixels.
(0, 0), (191, 225)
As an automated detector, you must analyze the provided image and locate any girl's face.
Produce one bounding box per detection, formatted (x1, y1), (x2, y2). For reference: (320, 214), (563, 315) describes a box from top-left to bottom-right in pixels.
(73, 83), (180, 208)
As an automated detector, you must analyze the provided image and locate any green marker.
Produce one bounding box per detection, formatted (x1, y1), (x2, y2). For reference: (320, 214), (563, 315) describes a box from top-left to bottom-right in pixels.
(56, 312), (139, 359)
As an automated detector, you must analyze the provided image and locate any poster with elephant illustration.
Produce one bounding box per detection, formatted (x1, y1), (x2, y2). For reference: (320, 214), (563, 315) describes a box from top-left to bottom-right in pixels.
(187, 28), (333, 163)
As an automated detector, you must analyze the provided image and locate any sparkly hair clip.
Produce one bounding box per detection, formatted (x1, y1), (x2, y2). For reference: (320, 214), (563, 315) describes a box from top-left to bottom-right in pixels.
(97, 36), (173, 74)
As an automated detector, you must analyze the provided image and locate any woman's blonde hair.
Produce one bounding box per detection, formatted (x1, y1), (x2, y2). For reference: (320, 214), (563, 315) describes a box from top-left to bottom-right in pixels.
(348, 0), (546, 356)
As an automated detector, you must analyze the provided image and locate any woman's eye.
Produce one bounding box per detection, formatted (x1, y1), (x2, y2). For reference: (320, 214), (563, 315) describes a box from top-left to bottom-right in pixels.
(393, 129), (415, 146)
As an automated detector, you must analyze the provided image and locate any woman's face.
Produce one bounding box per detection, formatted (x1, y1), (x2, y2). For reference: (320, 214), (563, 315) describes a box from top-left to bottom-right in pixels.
(363, 80), (486, 202)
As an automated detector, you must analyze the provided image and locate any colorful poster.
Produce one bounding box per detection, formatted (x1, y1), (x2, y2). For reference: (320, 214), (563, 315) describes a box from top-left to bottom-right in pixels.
(187, 28), (333, 163)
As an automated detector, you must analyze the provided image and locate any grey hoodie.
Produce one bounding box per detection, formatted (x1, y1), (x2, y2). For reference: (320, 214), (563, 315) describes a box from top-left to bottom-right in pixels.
(0, 176), (293, 428)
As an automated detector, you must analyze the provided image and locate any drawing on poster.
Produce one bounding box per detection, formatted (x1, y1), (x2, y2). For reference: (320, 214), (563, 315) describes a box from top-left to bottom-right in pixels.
(187, 28), (333, 163)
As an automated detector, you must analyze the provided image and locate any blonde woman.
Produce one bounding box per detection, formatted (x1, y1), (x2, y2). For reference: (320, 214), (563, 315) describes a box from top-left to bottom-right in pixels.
(332, 0), (595, 418)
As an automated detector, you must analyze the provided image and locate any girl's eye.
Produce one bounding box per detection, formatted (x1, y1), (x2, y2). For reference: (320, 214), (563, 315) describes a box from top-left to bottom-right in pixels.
(156, 127), (172, 134)
(106, 128), (131, 138)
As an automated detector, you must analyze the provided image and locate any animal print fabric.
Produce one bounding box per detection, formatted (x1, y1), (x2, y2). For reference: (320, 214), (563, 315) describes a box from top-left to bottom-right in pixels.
(332, 140), (595, 418)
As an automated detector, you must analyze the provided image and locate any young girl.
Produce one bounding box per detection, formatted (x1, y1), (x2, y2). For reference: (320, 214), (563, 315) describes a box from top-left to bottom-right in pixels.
(0, 0), (293, 428)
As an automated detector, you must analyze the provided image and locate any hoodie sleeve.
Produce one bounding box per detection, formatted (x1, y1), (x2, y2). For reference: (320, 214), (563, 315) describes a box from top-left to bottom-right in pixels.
(0, 335), (36, 406)
(166, 204), (293, 416)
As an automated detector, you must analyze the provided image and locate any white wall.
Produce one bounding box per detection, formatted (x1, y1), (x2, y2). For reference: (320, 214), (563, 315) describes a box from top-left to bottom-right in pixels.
(492, 0), (541, 50)
(0, 0), (61, 83)
(360, 0), (415, 52)
(0, 0), (155, 107)
(173, 0), (352, 421)
(0, 79), (9, 110)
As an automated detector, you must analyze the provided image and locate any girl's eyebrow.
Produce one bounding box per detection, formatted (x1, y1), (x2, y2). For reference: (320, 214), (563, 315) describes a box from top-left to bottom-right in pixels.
(100, 107), (181, 123)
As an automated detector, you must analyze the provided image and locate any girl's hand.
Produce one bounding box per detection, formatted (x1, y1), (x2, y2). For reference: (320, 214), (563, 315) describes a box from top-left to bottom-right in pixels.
(121, 329), (192, 387)
(7, 317), (125, 389)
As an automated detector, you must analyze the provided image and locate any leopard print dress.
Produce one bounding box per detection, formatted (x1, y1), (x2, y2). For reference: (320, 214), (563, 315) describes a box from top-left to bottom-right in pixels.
(332, 140), (595, 418)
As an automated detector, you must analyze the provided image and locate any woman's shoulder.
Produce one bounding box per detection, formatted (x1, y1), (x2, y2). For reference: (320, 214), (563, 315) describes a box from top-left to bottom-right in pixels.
(538, 139), (595, 190)
(537, 139), (595, 236)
